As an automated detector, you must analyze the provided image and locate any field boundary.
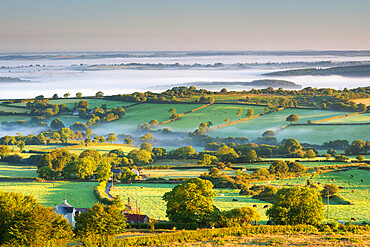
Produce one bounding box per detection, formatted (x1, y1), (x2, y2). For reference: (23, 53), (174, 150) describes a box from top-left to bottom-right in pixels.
(313, 112), (363, 123)
(159, 103), (213, 125)
(208, 107), (285, 131)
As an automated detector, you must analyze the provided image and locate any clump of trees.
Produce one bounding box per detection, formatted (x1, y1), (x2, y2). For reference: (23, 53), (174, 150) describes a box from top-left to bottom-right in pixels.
(266, 187), (324, 226)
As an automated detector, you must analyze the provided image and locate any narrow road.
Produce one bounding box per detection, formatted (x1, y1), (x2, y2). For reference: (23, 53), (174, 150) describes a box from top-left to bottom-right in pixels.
(105, 182), (113, 199)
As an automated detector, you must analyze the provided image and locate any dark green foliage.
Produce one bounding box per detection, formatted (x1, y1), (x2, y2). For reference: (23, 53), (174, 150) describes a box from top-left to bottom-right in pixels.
(266, 187), (324, 226)
(74, 203), (127, 237)
(163, 178), (216, 224)
(269, 160), (289, 175)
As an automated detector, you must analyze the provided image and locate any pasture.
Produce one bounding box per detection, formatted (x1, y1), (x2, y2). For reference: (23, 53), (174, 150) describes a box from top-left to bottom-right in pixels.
(65, 143), (137, 155)
(0, 181), (98, 208)
(0, 164), (37, 178)
(208, 108), (351, 140)
(161, 104), (266, 131)
(254, 169), (370, 222)
(0, 115), (31, 122)
(0, 105), (28, 113)
(277, 124), (369, 144)
(110, 183), (271, 222)
(324, 113), (370, 123)
(93, 103), (202, 134)
(141, 168), (237, 179)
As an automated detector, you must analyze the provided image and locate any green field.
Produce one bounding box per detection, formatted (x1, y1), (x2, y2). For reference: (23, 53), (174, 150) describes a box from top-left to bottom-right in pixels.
(161, 104), (266, 131)
(325, 113), (370, 123)
(0, 164), (37, 178)
(110, 183), (271, 221)
(141, 168), (237, 179)
(45, 115), (88, 127)
(277, 124), (369, 144)
(254, 169), (370, 222)
(208, 108), (356, 140)
(0, 115), (31, 122)
(94, 103), (202, 134)
(11, 98), (136, 109)
(66, 144), (137, 155)
(0, 181), (98, 208)
(149, 159), (199, 167)
(23, 144), (70, 152)
(0, 105), (28, 113)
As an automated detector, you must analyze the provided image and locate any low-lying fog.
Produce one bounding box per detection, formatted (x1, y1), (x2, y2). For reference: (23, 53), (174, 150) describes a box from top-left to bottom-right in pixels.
(0, 53), (369, 99)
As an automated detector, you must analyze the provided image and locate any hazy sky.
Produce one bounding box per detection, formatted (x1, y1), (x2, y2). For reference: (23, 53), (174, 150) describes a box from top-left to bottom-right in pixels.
(1, 0), (369, 52)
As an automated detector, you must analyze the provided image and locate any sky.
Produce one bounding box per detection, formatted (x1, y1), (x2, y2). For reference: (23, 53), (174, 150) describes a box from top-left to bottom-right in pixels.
(0, 0), (369, 52)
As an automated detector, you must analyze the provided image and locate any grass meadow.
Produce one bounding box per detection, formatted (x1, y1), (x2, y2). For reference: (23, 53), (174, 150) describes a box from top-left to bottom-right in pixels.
(324, 113), (370, 123)
(161, 104), (266, 131)
(208, 108), (351, 140)
(0, 105), (28, 113)
(0, 181), (98, 208)
(277, 124), (369, 144)
(110, 183), (271, 222)
(254, 169), (370, 222)
(0, 163), (37, 178)
(93, 103), (202, 133)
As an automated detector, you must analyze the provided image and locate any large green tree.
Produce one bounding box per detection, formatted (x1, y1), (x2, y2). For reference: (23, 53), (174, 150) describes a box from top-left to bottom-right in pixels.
(266, 187), (324, 226)
(74, 203), (127, 237)
(0, 190), (72, 246)
(163, 178), (216, 224)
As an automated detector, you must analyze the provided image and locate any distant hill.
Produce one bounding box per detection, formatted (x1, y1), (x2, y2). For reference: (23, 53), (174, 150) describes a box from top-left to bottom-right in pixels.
(0, 77), (30, 82)
(169, 79), (302, 89)
(264, 64), (370, 77)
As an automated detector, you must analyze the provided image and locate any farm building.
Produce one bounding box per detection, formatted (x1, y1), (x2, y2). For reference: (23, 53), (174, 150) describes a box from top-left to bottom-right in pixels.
(125, 213), (150, 224)
(54, 199), (88, 227)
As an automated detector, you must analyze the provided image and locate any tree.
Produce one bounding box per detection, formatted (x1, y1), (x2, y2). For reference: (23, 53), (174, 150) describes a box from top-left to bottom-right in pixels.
(236, 109), (243, 120)
(140, 133), (154, 142)
(224, 206), (261, 226)
(74, 203), (127, 237)
(0, 190), (72, 246)
(245, 150), (258, 163)
(287, 161), (306, 173)
(262, 130), (275, 137)
(38, 149), (76, 172)
(95, 91), (104, 98)
(268, 160), (289, 175)
(124, 138), (134, 145)
(38, 166), (58, 179)
(282, 138), (302, 154)
(215, 145), (239, 162)
(106, 133), (117, 143)
(304, 149), (316, 159)
(128, 149), (153, 165)
(163, 178), (216, 224)
(16, 140), (25, 152)
(74, 156), (97, 179)
(140, 142), (152, 152)
(321, 184), (339, 198)
(198, 154), (218, 166)
(286, 114), (299, 124)
(63, 93), (70, 98)
(0, 145), (11, 157)
(96, 158), (112, 181)
(246, 108), (254, 118)
(76, 92), (82, 98)
(50, 118), (65, 130)
(169, 108), (176, 115)
(252, 185), (278, 203)
(266, 187), (324, 226)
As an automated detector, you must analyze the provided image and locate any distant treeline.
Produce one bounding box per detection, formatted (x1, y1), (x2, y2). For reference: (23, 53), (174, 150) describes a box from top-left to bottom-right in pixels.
(180, 79), (302, 89)
(0, 77), (30, 82)
(264, 64), (370, 77)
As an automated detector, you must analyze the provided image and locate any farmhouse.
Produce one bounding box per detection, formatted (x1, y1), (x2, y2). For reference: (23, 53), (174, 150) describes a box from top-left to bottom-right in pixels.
(54, 199), (88, 227)
(125, 213), (150, 224)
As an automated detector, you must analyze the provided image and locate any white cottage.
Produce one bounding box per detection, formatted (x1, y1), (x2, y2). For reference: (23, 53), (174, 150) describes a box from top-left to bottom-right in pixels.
(54, 199), (88, 227)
